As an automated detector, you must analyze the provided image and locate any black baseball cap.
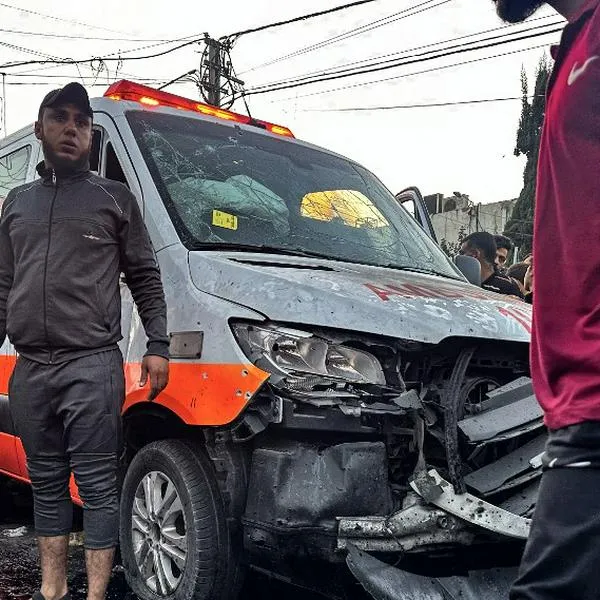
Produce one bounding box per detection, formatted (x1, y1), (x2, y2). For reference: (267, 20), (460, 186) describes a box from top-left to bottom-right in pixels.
(38, 82), (93, 120)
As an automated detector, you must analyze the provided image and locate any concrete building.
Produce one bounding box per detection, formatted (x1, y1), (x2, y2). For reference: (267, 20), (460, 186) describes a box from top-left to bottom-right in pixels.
(424, 193), (516, 249)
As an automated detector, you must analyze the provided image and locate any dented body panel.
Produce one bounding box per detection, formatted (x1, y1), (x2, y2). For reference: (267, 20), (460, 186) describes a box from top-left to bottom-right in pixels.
(188, 252), (532, 344)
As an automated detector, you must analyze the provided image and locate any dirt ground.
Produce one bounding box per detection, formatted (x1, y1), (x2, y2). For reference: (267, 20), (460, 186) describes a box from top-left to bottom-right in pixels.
(0, 477), (369, 600)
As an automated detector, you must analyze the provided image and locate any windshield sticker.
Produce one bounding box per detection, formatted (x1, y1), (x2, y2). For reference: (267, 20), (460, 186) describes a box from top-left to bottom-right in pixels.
(212, 210), (238, 231)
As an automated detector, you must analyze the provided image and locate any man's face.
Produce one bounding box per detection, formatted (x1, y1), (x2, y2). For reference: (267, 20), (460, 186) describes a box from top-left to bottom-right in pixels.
(494, 0), (545, 22)
(496, 247), (509, 267)
(34, 103), (92, 171)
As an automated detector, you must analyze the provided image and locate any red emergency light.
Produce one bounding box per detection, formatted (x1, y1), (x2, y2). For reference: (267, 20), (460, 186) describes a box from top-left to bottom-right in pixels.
(104, 80), (294, 138)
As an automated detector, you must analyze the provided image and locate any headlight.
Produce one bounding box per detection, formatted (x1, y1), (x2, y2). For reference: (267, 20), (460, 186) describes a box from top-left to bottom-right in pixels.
(232, 323), (385, 389)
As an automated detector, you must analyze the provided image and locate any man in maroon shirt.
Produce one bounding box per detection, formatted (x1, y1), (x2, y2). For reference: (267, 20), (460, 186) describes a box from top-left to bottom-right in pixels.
(493, 0), (600, 598)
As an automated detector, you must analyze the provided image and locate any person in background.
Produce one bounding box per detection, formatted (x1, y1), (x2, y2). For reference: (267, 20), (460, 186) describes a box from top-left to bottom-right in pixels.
(460, 231), (524, 298)
(494, 234), (514, 272)
(524, 261), (533, 305)
(507, 262), (529, 296)
(493, 0), (600, 598)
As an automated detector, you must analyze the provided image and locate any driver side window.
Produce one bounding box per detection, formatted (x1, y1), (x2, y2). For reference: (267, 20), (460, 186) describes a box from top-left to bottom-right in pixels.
(89, 126), (130, 189)
(400, 198), (416, 219)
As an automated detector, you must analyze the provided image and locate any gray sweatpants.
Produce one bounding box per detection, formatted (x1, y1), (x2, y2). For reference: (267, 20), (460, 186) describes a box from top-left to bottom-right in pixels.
(9, 349), (125, 549)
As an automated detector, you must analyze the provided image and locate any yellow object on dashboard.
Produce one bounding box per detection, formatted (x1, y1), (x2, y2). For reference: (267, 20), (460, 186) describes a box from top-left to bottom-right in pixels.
(301, 190), (389, 228)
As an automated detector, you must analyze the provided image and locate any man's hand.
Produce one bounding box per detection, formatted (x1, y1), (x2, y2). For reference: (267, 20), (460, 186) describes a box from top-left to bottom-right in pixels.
(139, 355), (170, 401)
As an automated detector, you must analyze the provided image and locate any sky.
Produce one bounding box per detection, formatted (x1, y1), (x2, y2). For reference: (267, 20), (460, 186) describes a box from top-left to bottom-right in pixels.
(0, 0), (564, 204)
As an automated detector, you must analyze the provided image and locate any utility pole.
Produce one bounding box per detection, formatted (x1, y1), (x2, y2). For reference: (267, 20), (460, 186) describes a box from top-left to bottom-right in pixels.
(205, 37), (222, 107)
(199, 35), (244, 108)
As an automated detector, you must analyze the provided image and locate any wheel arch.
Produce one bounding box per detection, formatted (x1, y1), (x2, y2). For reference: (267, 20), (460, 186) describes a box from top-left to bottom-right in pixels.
(122, 402), (190, 456)
(122, 403), (251, 523)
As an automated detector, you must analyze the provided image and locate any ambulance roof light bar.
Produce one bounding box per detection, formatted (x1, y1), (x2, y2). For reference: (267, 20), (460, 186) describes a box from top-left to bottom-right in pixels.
(104, 80), (294, 138)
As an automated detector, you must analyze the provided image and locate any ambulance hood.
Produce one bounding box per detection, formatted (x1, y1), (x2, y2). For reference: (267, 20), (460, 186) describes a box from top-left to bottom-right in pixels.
(189, 252), (531, 345)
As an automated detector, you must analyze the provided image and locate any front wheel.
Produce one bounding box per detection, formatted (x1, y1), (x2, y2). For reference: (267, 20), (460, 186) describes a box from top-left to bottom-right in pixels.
(120, 439), (242, 600)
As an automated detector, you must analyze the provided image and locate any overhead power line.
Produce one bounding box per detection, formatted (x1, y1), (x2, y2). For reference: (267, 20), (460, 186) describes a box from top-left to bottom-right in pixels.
(158, 70), (198, 90)
(241, 0), (450, 73)
(99, 36), (200, 59)
(4, 72), (175, 80)
(267, 41), (551, 103)
(6, 59), (154, 82)
(0, 2), (130, 35)
(0, 40), (63, 62)
(0, 27), (175, 42)
(301, 94), (546, 111)
(0, 33), (194, 90)
(3, 79), (175, 87)
(250, 15), (561, 89)
(243, 25), (562, 96)
(0, 37), (203, 70)
(224, 0), (380, 41)
(4, 33), (200, 79)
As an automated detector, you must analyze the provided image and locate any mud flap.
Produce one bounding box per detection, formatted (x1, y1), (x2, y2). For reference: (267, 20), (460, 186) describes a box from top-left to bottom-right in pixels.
(346, 544), (517, 600)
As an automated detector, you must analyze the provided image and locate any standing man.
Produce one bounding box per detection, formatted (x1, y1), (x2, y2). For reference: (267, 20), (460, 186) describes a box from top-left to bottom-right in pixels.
(0, 83), (170, 600)
(459, 231), (524, 297)
(493, 0), (600, 598)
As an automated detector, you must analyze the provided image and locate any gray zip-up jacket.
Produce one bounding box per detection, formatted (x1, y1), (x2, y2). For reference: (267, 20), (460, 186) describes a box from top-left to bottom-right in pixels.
(0, 162), (169, 363)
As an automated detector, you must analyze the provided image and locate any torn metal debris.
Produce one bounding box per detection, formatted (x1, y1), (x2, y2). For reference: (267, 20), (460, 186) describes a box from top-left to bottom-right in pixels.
(464, 435), (545, 496)
(337, 495), (474, 553)
(458, 383), (543, 443)
(410, 469), (531, 539)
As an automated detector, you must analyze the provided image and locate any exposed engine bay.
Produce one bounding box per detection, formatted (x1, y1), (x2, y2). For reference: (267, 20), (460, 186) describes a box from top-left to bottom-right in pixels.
(231, 323), (543, 570)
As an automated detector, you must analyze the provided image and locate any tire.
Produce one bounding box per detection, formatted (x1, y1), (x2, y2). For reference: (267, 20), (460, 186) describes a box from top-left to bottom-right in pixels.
(120, 439), (242, 600)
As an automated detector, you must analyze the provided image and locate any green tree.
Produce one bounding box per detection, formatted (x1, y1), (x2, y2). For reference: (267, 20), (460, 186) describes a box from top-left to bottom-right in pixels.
(504, 56), (551, 258)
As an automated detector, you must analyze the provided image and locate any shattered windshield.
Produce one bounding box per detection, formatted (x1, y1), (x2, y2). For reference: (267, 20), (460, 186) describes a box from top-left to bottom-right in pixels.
(127, 110), (458, 278)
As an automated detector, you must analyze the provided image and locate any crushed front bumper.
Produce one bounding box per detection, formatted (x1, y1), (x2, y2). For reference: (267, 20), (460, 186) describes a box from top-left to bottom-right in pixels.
(338, 377), (542, 555)
(337, 469), (530, 553)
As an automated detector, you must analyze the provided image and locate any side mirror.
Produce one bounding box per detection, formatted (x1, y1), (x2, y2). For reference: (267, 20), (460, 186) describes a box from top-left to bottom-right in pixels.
(454, 255), (481, 287)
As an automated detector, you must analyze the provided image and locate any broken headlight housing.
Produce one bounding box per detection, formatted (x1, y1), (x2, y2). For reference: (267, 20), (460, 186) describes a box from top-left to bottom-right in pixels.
(232, 322), (385, 394)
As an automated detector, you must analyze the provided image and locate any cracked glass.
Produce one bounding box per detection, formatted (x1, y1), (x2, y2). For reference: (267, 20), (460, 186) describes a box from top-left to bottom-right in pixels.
(127, 110), (459, 279)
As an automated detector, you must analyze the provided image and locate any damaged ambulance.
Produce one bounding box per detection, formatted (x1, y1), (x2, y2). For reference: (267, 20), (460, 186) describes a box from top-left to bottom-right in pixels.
(0, 81), (543, 600)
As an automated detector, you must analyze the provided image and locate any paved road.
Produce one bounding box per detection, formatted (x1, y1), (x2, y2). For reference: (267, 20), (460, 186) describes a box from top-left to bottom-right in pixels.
(0, 477), (369, 600)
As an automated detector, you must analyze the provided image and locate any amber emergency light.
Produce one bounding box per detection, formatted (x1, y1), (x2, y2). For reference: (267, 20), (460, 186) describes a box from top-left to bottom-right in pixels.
(104, 80), (295, 138)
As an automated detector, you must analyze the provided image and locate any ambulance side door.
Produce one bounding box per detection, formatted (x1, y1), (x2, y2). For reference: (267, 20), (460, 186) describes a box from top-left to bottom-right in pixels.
(89, 116), (142, 365)
(395, 186), (438, 243)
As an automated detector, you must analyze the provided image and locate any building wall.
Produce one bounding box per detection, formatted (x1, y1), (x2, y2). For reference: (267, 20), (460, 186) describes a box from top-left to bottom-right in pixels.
(430, 199), (516, 245)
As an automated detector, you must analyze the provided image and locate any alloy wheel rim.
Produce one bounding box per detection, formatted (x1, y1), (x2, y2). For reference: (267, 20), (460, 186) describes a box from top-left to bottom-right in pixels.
(131, 470), (188, 595)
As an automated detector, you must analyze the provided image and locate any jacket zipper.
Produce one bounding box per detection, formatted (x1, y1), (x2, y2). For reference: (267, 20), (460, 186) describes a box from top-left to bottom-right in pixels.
(42, 170), (58, 364)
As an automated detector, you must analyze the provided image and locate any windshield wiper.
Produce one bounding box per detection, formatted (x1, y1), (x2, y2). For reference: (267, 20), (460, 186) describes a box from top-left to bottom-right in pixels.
(381, 264), (463, 281)
(189, 242), (334, 260)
